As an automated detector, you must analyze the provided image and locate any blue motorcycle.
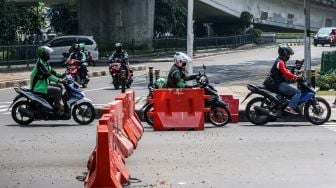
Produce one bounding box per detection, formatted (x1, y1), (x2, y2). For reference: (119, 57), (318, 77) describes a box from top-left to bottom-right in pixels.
(242, 60), (331, 125)
(9, 75), (96, 125)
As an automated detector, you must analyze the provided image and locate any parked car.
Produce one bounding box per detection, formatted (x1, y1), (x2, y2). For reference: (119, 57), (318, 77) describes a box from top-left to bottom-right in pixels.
(313, 27), (336, 47)
(44, 35), (99, 63)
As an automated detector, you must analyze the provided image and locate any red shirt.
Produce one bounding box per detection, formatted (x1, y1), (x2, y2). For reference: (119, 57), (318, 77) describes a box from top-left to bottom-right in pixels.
(277, 59), (296, 80)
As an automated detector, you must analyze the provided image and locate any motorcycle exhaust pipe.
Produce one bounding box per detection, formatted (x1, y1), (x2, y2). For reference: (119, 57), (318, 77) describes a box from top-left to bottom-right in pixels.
(254, 106), (270, 116)
(18, 107), (34, 118)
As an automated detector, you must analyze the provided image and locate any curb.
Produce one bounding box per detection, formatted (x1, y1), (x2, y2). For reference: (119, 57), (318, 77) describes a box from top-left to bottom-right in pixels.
(0, 65), (147, 89)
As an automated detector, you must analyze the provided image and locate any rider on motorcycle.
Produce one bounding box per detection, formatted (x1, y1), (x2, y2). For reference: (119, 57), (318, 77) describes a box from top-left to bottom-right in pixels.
(167, 52), (199, 88)
(67, 44), (87, 80)
(109, 43), (130, 78)
(79, 43), (89, 78)
(268, 44), (302, 115)
(30, 46), (65, 113)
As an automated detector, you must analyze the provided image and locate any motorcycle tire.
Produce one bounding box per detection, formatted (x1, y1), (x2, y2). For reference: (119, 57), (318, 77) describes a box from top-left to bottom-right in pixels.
(72, 102), (96, 125)
(11, 100), (34, 125)
(208, 104), (230, 127)
(245, 97), (271, 125)
(112, 76), (120, 89)
(143, 102), (154, 127)
(304, 97), (331, 125)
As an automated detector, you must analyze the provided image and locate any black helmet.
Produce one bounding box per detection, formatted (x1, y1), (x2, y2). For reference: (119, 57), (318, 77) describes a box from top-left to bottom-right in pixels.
(278, 44), (294, 60)
(73, 44), (80, 52)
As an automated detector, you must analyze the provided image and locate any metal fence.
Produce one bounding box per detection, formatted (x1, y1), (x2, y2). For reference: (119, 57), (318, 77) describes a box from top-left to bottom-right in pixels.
(0, 44), (39, 68)
(0, 33), (255, 67)
(152, 33), (255, 52)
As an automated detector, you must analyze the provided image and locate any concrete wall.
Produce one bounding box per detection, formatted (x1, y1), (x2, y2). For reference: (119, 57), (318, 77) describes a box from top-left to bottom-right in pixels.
(77, 0), (154, 47)
(200, 0), (336, 32)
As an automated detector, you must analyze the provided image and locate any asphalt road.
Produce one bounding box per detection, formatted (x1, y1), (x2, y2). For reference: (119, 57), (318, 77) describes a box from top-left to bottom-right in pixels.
(1, 45), (336, 188)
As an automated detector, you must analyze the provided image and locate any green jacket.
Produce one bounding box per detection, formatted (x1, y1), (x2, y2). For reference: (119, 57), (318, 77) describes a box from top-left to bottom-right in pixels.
(167, 64), (195, 88)
(30, 59), (63, 94)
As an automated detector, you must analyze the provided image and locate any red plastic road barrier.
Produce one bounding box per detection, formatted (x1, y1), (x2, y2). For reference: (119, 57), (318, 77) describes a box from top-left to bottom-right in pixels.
(106, 101), (134, 158)
(84, 123), (123, 188)
(152, 88), (209, 131)
(126, 90), (144, 135)
(220, 94), (239, 123)
(115, 94), (140, 147)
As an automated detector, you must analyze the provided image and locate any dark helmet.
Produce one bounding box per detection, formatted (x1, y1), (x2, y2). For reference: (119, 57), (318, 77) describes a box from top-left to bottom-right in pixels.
(278, 44), (294, 60)
(37, 46), (53, 61)
(73, 44), (80, 52)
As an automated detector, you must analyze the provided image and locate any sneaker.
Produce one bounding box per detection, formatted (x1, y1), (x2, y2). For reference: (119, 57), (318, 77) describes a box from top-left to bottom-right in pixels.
(284, 107), (299, 115)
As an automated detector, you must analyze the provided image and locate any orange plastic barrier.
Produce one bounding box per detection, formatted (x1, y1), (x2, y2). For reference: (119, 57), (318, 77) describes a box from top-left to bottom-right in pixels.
(105, 101), (134, 158)
(152, 88), (209, 131)
(126, 90), (144, 135)
(115, 93), (140, 147)
(220, 94), (239, 123)
(85, 122), (129, 188)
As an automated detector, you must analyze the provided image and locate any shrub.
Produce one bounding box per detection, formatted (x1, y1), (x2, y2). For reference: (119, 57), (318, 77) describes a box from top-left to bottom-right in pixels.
(317, 70), (336, 90)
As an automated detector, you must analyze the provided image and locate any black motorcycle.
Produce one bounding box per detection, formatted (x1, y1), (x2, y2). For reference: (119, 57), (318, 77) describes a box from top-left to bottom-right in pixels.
(242, 60), (331, 125)
(143, 65), (231, 127)
(9, 75), (96, 125)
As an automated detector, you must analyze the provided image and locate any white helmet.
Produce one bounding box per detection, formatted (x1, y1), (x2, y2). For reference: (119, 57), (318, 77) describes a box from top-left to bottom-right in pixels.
(174, 52), (192, 65)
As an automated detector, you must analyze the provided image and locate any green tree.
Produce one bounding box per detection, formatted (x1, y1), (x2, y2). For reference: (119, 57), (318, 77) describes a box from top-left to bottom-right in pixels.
(17, 3), (47, 37)
(154, 0), (187, 37)
(239, 11), (253, 32)
(0, 0), (19, 42)
(49, 3), (78, 35)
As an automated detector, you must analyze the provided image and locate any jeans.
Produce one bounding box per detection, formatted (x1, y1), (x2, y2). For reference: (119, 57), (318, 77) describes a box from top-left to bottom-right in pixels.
(278, 82), (301, 109)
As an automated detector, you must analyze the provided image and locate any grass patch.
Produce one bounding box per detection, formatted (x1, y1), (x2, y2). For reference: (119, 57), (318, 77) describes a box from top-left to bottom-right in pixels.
(317, 90), (336, 95)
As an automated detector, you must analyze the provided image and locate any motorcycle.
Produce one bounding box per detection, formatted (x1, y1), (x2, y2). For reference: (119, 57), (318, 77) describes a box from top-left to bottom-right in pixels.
(143, 65), (231, 127)
(9, 75), (96, 125)
(242, 60), (331, 125)
(108, 58), (133, 90)
(65, 58), (90, 88)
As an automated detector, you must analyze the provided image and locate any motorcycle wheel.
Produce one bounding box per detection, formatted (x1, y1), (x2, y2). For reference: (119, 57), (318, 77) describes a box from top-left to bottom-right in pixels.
(143, 103), (154, 127)
(304, 97), (331, 125)
(11, 100), (34, 125)
(245, 97), (271, 125)
(72, 102), (96, 125)
(112, 76), (120, 89)
(208, 105), (230, 127)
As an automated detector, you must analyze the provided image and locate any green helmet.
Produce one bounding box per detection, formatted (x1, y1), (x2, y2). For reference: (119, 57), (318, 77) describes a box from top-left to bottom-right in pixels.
(155, 78), (167, 89)
(37, 46), (53, 61)
(79, 43), (85, 51)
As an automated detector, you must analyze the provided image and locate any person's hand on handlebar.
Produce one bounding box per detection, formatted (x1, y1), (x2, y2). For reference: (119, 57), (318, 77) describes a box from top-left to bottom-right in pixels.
(294, 75), (303, 81)
(58, 78), (67, 84)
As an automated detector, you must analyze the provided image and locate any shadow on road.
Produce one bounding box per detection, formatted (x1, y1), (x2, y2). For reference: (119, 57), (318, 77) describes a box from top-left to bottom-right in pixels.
(5, 123), (92, 128)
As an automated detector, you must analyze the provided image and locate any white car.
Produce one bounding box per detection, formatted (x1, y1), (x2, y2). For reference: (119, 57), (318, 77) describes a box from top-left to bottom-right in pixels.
(44, 35), (99, 63)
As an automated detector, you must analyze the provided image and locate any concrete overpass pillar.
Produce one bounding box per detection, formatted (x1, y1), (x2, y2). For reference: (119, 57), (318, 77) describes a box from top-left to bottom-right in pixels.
(77, 0), (154, 47)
